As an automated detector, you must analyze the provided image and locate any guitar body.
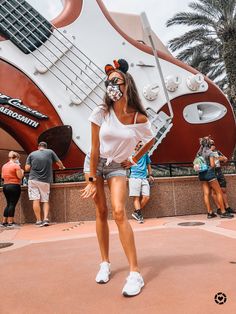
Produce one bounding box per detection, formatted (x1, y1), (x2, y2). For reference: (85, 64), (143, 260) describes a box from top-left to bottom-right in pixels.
(0, 0), (235, 167)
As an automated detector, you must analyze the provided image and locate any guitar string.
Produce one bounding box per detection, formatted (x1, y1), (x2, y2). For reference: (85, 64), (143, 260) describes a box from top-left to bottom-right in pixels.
(15, 0), (106, 90)
(8, 2), (105, 99)
(0, 10), (99, 110)
(0, 20), (94, 111)
(4, 0), (104, 103)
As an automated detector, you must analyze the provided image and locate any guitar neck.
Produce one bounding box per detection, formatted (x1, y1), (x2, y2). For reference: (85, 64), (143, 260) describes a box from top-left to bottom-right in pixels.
(0, 0), (52, 54)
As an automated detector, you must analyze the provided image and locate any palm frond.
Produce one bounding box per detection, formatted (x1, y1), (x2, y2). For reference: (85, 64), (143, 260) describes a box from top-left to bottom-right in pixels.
(176, 44), (219, 62)
(168, 28), (214, 51)
(189, 2), (221, 21)
(166, 12), (216, 28)
(215, 76), (228, 90)
(167, 0), (236, 97)
(208, 64), (225, 80)
(198, 0), (225, 18)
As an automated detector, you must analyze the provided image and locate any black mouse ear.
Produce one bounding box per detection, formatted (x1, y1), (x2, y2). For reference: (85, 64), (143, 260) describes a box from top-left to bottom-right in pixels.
(104, 64), (115, 75)
(113, 59), (129, 73)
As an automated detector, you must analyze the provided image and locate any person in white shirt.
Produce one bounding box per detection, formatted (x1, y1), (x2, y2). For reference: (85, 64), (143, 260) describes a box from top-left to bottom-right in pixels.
(81, 59), (155, 297)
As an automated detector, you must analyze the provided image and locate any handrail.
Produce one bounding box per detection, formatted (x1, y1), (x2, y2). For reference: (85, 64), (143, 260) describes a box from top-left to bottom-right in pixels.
(1, 161), (236, 186)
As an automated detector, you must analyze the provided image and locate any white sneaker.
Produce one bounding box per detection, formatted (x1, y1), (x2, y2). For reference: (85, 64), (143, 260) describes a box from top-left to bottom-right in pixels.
(95, 262), (111, 284)
(122, 272), (144, 297)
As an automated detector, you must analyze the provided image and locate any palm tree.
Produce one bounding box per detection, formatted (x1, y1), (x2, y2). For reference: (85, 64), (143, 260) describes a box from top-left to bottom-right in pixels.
(166, 0), (236, 109)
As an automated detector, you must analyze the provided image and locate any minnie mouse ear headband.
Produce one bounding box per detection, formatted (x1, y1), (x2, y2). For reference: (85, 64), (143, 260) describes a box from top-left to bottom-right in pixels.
(104, 59), (129, 76)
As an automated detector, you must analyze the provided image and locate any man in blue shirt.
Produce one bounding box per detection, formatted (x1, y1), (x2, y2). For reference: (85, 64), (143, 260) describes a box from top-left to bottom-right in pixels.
(129, 142), (154, 223)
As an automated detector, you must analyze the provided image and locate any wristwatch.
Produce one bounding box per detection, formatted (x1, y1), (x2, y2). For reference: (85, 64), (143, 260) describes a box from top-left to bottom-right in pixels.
(88, 177), (97, 182)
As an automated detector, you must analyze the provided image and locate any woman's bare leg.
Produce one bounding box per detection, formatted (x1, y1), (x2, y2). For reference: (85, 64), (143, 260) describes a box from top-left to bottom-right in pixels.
(201, 182), (212, 213)
(85, 175), (110, 262)
(108, 176), (139, 272)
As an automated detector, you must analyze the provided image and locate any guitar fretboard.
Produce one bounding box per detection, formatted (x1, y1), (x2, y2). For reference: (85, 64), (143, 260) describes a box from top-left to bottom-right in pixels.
(0, 0), (52, 54)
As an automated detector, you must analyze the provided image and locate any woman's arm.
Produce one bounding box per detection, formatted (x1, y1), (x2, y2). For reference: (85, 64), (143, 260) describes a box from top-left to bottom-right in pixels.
(16, 168), (24, 179)
(89, 123), (100, 178)
(217, 155), (228, 163)
(81, 122), (100, 199)
(132, 138), (155, 164)
(131, 112), (155, 163)
(209, 156), (216, 168)
(121, 138), (155, 169)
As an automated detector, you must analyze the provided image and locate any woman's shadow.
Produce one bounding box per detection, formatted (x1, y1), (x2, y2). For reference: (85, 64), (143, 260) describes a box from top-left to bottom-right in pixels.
(111, 252), (221, 285)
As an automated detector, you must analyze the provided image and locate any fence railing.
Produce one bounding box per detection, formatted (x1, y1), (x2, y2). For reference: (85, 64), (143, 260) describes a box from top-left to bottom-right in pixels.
(150, 161), (236, 178)
(1, 161), (236, 186)
(52, 161), (236, 181)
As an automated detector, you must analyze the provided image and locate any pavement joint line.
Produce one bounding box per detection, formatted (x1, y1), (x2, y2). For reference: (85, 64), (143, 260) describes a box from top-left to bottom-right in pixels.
(62, 222), (84, 231)
(0, 228), (19, 241)
(162, 218), (236, 238)
(29, 224), (182, 244)
(199, 225), (236, 239)
(1, 217), (236, 250)
(0, 239), (31, 253)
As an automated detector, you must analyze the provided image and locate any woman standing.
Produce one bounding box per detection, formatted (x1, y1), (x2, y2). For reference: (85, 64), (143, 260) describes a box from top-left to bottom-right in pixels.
(196, 136), (233, 219)
(0, 151), (24, 227)
(81, 59), (155, 297)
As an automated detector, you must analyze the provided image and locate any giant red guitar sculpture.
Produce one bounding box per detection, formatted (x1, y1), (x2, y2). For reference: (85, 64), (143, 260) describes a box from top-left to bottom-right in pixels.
(0, 0), (235, 167)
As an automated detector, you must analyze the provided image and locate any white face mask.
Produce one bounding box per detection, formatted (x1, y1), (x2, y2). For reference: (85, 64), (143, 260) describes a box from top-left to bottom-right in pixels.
(106, 84), (123, 101)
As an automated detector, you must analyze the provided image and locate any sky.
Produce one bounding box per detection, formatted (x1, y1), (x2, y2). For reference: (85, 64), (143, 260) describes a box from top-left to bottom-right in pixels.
(28, 0), (192, 46)
(102, 0), (191, 45)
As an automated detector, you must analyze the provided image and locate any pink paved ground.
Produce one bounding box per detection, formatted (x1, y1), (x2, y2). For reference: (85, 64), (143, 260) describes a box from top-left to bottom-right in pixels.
(0, 215), (236, 314)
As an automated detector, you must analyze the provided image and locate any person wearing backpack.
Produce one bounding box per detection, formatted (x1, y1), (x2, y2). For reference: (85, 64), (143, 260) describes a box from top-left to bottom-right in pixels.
(196, 136), (234, 219)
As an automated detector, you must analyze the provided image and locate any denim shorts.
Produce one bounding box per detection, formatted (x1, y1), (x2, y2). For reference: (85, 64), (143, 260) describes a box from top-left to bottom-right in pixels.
(198, 168), (216, 182)
(83, 153), (127, 180)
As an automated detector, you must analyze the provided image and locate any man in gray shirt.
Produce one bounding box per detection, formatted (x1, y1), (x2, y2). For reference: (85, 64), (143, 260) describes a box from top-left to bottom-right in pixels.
(25, 142), (65, 226)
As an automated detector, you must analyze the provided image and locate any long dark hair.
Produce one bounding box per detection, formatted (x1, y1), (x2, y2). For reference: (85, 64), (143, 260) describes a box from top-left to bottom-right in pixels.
(103, 70), (147, 116)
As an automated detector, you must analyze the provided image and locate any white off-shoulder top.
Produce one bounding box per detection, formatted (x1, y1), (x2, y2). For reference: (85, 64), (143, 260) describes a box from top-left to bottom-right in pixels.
(88, 106), (154, 165)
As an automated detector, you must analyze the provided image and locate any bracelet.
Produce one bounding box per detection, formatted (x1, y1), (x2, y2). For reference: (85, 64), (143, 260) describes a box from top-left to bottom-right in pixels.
(128, 156), (137, 166)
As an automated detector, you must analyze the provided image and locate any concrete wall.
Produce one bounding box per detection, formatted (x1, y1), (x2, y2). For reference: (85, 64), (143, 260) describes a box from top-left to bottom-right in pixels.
(1, 175), (236, 223)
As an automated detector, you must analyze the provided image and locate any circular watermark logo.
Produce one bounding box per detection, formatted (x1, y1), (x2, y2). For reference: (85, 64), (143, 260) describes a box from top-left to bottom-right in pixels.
(214, 292), (227, 305)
